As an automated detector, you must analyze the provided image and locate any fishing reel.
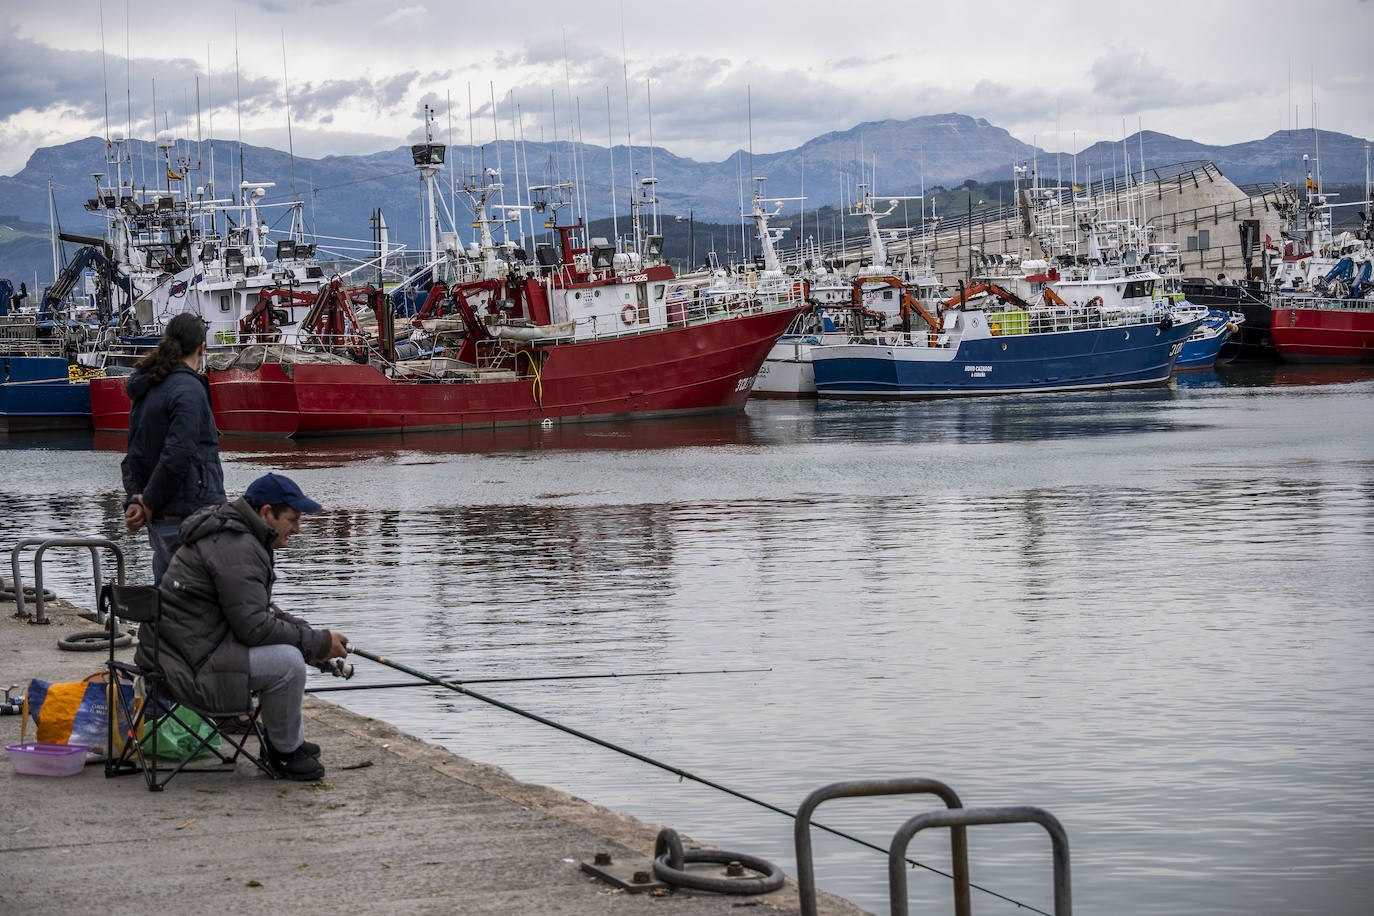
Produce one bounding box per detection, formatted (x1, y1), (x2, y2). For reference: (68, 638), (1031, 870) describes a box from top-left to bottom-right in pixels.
(1, 684), (22, 716)
(317, 658), (355, 680)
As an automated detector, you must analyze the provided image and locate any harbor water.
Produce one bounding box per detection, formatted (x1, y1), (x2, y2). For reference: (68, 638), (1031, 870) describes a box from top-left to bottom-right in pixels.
(3, 363), (1372, 915)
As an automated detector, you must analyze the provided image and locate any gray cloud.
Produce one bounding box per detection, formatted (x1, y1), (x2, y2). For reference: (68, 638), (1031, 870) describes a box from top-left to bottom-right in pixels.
(0, 31), (280, 134)
(1089, 51), (1241, 114)
(237, 0), (348, 11)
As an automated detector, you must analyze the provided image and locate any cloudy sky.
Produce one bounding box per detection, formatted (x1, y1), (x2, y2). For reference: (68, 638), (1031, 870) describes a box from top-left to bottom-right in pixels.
(2, 0), (1371, 177)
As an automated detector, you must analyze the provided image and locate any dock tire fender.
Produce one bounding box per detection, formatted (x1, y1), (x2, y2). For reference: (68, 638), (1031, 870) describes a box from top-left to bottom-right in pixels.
(621, 304), (638, 326)
(58, 629), (132, 652)
(652, 827), (785, 896)
(1159, 315), (1175, 331)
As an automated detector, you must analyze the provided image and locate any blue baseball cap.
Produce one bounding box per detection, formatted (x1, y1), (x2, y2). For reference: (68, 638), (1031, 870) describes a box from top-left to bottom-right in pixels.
(244, 473), (322, 513)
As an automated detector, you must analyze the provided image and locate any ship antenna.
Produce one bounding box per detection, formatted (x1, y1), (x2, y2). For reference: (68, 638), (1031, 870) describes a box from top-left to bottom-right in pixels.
(488, 82), (508, 245)
(515, 95), (534, 249)
(98, 0), (111, 143)
(620, 5), (636, 253)
(206, 43), (215, 207)
(281, 31), (298, 206)
(194, 78), (202, 191)
(646, 78), (658, 237)
(561, 28), (583, 232)
(447, 89), (456, 242)
(606, 86), (619, 250)
(575, 95), (589, 249)
(234, 14), (244, 191)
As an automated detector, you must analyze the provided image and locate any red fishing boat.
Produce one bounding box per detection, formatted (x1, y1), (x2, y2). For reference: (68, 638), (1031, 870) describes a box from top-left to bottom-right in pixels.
(1269, 296), (1374, 363)
(94, 237), (800, 436)
(93, 124), (803, 435)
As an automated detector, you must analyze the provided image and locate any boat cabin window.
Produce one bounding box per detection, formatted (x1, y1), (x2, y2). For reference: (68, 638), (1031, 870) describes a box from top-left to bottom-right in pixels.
(219, 295), (231, 313)
(652, 284), (665, 302)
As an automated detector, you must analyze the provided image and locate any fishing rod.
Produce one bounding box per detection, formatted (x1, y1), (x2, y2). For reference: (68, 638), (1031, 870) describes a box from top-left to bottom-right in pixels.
(306, 666), (771, 694)
(349, 647), (1049, 916)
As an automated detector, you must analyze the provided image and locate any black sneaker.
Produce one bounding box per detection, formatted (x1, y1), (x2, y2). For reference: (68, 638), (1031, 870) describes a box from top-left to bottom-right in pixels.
(261, 735), (321, 759)
(267, 746), (325, 782)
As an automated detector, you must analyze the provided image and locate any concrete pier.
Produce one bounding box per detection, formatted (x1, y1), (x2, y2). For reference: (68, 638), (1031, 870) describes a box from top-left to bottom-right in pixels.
(1, 595), (865, 915)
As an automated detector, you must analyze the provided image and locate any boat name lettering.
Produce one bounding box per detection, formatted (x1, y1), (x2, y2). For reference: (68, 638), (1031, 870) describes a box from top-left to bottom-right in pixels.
(1169, 343), (1183, 358)
(628, 273), (649, 283)
(964, 365), (992, 378)
(735, 375), (756, 392)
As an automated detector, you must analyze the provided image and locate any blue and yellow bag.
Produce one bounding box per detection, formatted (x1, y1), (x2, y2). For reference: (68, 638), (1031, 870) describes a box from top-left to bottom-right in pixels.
(22, 671), (132, 755)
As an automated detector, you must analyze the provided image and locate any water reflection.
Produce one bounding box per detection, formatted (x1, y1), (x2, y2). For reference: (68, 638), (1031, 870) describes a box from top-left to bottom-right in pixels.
(92, 412), (760, 461)
(1214, 362), (1374, 389)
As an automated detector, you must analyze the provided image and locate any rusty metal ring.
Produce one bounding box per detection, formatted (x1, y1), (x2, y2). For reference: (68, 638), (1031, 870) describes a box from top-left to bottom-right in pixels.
(652, 827), (784, 895)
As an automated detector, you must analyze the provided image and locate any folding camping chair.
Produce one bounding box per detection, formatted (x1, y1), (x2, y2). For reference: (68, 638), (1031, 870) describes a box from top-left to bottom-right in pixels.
(101, 583), (278, 790)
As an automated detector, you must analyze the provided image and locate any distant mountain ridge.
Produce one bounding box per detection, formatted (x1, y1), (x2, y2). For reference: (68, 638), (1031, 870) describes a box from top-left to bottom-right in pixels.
(1, 114), (1369, 285)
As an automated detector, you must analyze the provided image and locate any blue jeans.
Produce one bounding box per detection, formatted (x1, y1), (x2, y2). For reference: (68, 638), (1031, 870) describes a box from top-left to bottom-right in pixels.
(146, 518), (182, 585)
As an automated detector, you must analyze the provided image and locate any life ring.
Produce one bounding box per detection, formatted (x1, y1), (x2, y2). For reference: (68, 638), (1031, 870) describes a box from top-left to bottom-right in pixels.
(621, 304), (638, 325)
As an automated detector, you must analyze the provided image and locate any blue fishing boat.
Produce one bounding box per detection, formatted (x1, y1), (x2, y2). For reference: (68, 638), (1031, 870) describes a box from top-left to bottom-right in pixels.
(0, 355), (92, 431)
(811, 303), (1203, 398)
(1175, 309), (1243, 370)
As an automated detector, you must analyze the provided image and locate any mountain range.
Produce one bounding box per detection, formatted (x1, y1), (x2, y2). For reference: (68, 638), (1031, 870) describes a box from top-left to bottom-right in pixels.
(2, 113), (1369, 287)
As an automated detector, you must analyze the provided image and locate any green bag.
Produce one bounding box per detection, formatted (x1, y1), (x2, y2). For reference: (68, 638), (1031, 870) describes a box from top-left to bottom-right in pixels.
(139, 705), (222, 760)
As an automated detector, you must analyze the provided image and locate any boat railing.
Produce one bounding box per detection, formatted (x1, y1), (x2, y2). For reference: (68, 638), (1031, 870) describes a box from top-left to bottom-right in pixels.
(0, 316), (71, 358)
(1274, 295), (1374, 313)
(576, 288), (801, 340)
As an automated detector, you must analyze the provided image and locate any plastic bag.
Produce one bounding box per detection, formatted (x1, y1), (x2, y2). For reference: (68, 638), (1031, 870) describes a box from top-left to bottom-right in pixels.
(23, 671), (132, 757)
(138, 705), (222, 760)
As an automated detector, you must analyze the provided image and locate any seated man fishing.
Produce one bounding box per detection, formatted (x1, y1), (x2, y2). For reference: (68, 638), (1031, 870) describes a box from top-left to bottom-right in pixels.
(136, 473), (349, 781)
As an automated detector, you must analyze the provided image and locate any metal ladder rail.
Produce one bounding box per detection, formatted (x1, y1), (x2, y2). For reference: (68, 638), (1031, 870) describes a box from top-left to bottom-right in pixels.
(10, 537), (126, 624)
(795, 778), (971, 916)
(889, 806), (1071, 916)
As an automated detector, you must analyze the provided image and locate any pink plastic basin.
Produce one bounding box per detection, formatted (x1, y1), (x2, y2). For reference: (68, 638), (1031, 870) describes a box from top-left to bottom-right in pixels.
(6, 742), (90, 777)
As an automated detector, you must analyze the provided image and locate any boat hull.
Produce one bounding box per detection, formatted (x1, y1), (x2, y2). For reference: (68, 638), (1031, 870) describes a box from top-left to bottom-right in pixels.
(0, 357), (91, 431)
(90, 375), (132, 432)
(1182, 280), (1276, 361)
(812, 320), (1200, 398)
(1269, 303), (1374, 363)
(1176, 313), (1239, 370)
(752, 339), (818, 399)
(210, 307), (801, 437)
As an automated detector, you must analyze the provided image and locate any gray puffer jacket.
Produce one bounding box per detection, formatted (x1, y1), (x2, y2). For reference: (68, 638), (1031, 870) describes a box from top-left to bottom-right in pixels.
(136, 497), (333, 716)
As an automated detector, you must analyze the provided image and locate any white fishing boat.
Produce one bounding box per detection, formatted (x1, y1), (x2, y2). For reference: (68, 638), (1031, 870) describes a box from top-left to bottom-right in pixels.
(754, 184), (944, 398)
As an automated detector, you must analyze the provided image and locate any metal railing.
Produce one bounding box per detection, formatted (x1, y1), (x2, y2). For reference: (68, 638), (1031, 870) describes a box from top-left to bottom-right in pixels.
(1273, 295), (1374, 313)
(10, 537), (126, 625)
(889, 806), (1071, 916)
(795, 778), (970, 916)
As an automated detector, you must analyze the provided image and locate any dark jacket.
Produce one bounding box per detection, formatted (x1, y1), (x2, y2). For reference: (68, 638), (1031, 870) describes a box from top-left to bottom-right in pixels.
(121, 366), (225, 520)
(136, 498), (333, 716)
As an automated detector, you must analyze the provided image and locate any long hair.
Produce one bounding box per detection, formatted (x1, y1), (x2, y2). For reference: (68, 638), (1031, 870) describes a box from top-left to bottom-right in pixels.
(133, 313), (206, 383)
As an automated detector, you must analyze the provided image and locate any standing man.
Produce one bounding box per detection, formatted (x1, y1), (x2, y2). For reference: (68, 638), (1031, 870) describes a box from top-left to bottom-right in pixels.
(139, 473), (348, 781)
(122, 312), (225, 583)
